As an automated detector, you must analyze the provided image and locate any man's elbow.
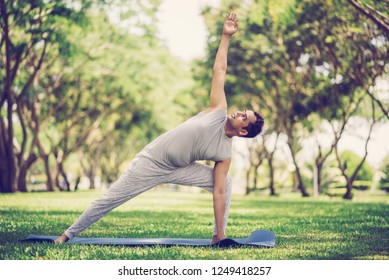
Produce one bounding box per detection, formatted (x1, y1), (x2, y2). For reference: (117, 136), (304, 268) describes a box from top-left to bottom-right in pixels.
(214, 186), (226, 196)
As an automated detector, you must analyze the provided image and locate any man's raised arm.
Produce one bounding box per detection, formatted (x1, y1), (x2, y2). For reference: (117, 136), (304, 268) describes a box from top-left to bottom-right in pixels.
(209, 12), (238, 110)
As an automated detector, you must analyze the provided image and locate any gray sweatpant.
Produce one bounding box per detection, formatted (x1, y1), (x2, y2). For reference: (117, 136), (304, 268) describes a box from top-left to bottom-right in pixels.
(64, 151), (232, 239)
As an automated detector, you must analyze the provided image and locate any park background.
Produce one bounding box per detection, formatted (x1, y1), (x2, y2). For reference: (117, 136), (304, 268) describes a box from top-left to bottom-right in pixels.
(1, 0), (388, 260)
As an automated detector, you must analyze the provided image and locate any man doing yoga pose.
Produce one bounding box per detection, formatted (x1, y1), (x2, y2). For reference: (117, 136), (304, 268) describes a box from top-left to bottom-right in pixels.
(55, 12), (264, 245)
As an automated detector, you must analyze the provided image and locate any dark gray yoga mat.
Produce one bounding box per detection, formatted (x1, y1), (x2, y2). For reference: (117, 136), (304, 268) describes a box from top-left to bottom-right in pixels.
(21, 230), (275, 248)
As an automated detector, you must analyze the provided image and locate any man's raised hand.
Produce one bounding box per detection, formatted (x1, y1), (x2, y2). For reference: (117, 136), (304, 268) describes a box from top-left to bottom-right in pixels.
(222, 12), (238, 36)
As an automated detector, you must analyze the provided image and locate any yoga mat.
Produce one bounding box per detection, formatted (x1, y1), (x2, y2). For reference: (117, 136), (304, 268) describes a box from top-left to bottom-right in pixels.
(21, 230), (275, 248)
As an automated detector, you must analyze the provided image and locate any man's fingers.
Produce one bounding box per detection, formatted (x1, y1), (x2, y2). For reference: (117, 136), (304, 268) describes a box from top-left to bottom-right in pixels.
(231, 12), (237, 22)
(226, 12), (237, 22)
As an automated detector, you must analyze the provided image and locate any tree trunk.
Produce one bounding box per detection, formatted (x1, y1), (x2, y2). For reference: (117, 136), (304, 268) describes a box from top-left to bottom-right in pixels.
(315, 160), (323, 194)
(295, 164), (308, 197)
(17, 154), (38, 192)
(268, 158), (276, 196)
(42, 154), (54, 192)
(88, 172), (96, 189)
(0, 0), (16, 193)
(343, 180), (353, 199)
(35, 136), (54, 191)
(17, 166), (28, 192)
(89, 145), (102, 189)
(245, 167), (251, 194)
(54, 171), (64, 191)
(86, 160), (98, 190)
(253, 163), (260, 189)
(0, 118), (12, 192)
(264, 132), (279, 196)
(287, 140), (309, 197)
(74, 176), (81, 191)
(58, 162), (71, 191)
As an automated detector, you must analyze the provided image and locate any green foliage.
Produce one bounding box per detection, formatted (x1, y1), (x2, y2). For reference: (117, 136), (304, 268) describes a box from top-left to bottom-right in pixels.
(195, 0), (388, 198)
(0, 0), (93, 192)
(195, 0), (388, 156)
(0, 191), (388, 259)
(319, 155), (346, 192)
(340, 150), (375, 181)
(1, 0), (196, 190)
(379, 155), (389, 192)
(2, 0), (388, 193)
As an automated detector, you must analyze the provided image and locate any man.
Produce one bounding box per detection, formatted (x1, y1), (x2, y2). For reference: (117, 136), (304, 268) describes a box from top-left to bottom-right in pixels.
(55, 12), (264, 244)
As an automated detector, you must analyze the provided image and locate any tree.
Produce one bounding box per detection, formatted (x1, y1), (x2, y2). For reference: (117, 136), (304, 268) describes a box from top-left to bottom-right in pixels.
(198, 0), (310, 196)
(0, 0), (88, 192)
(347, 0), (389, 34)
(196, 0), (388, 198)
(38, 3), (195, 191)
(263, 131), (280, 196)
(1, 0), (195, 192)
(245, 137), (266, 194)
(334, 98), (381, 199)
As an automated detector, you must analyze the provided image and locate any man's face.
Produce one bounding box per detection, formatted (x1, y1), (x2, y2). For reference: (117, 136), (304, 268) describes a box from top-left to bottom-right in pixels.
(228, 109), (256, 132)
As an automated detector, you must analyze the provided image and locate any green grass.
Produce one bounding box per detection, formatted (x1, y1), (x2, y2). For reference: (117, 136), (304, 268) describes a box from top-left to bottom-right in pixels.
(0, 189), (388, 260)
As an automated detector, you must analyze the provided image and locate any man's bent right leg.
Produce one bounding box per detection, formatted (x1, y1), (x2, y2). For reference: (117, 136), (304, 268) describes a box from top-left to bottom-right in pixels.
(163, 162), (232, 236)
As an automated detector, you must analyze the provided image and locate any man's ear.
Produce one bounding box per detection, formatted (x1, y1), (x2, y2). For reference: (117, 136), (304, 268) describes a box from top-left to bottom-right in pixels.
(238, 129), (248, 136)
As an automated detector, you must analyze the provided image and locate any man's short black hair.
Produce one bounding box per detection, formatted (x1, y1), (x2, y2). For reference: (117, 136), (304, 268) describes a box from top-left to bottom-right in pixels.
(242, 111), (264, 138)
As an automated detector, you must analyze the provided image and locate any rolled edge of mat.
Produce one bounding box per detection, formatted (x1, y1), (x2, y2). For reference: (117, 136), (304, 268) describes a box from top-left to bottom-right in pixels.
(20, 235), (56, 243)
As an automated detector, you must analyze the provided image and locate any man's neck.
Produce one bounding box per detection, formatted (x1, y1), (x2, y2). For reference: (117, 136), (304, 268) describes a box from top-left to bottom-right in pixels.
(224, 121), (236, 138)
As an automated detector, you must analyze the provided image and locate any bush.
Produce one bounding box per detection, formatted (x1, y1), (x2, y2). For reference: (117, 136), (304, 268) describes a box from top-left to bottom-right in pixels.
(379, 183), (389, 193)
(379, 156), (389, 192)
(327, 180), (371, 197)
(352, 180), (372, 191)
(340, 151), (375, 181)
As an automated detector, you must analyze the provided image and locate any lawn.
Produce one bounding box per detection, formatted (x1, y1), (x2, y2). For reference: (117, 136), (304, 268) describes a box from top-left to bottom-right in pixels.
(0, 189), (388, 260)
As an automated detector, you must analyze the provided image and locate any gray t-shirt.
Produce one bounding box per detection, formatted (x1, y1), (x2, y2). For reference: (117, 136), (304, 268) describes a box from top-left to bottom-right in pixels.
(143, 109), (232, 168)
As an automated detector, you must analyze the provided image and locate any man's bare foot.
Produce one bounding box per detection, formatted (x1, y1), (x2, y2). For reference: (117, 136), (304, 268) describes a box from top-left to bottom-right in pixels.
(212, 234), (226, 245)
(54, 233), (69, 244)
